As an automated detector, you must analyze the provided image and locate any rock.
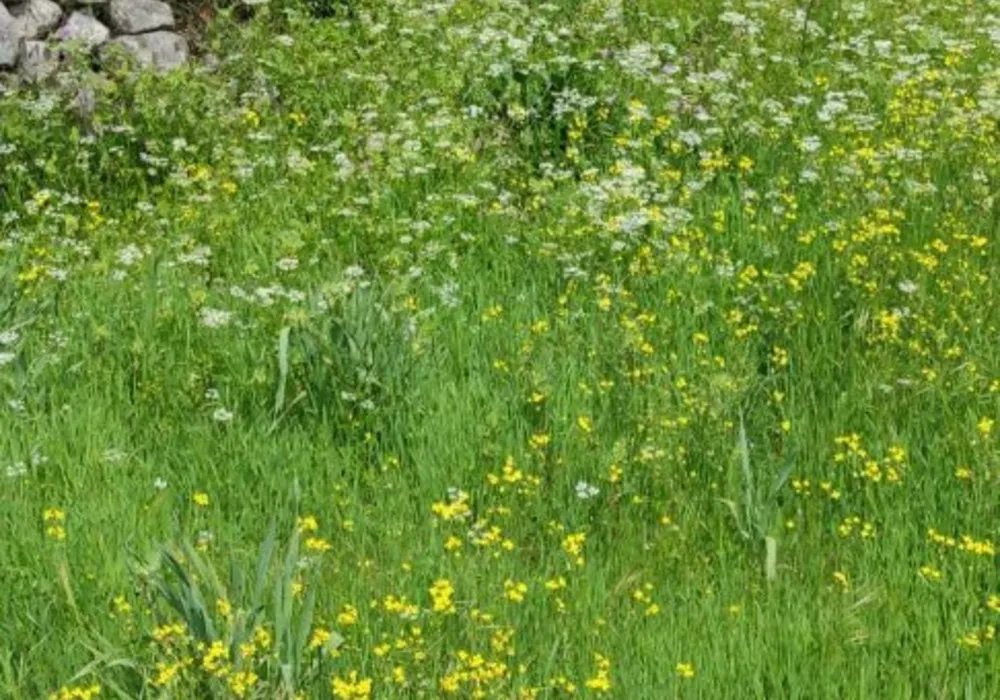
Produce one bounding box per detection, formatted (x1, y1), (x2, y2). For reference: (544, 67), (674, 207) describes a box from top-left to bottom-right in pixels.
(18, 38), (57, 80)
(106, 30), (186, 71)
(107, 0), (173, 33)
(0, 36), (19, 69)
(55, 10), (108, 47)
(0, 4), (26, 68)
(70, 84), (96, 126)
(9, 0), (62, 39)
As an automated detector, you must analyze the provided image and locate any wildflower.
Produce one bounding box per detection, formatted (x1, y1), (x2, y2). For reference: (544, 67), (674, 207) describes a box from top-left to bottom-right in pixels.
(297, 515), (319, 533)
(529, 433), (551, 450)
(309, 626), (332, 650)
(337, 604), (359, 626)
(977, 417), (994, 438)
(152, 622), (187, 645)
(201, 640), (230, 676)
(430, 578), (456, 613)
(675, 662), (696, 679)
(253, 625), (272, 651)
(227, 670), (259, 698)
(919, 566), (943, 582)
(48, 684), (101, 700)
(43, 507), (66, 540)
(198, 307), (232, 329)
(277, 256), (299, 271)
(305, 537), (333, 553)
(575, 481), (599, 500)
(192, 492), (210, 507)
(504, 579), (528, 603)
(112, 595), (132, 616)
(331, 671), (373, 699)
(152, 661), (183, 687)
(584, 654), (612, 692)
(832, 571), (850, 591)
(561, 532), (587, 565)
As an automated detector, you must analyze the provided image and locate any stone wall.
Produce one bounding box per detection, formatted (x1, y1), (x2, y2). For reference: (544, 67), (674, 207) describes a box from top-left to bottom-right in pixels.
(0, 0), (190, 80)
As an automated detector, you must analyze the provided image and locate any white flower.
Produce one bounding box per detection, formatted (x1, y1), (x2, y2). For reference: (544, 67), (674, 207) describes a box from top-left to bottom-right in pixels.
(277, 256), (299, 272)
(0, 352), (15, 367)
(117, 244), (144, 267)
(103, 449), (127, 464)
(153, 477), (168, 490)
(212, 407), (234, 423)
(0, 329), (20, 346)
(575, 481), (600, 500)
(800, 135), (822, 153)
(199, 307), (233, 329)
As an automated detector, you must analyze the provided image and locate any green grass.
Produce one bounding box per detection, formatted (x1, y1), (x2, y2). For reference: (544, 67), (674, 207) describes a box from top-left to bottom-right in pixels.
(1, 0), (998, 697)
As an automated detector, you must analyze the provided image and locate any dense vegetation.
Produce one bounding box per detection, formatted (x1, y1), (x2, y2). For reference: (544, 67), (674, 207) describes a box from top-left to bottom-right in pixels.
(1, 0), (998, 697)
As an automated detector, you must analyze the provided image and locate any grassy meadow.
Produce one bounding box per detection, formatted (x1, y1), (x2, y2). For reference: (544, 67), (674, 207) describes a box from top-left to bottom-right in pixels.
(1, 0), (998, 697)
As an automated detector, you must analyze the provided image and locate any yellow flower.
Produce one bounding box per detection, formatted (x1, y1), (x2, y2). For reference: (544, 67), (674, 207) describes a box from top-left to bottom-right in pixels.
(545, 576), (567, 591)
(331, 671), (373, 699)
(309, 626), (332, 650)
(504, 579), (528, 603)
(337, 604), (359, 627)
(977, 416), (995, 438)
(529, 433), (551, 450)
(832, 571), (850, 591)
(152, 660), (183, 687)
(152, 622), (187, 645)
(584, 653), (612, 692)
(43, 507), (65, 522)
(192, 492), (210, 507)
(112, 595), (132, 616)
(201, 640), (230, 676)
(675, 661), (696, 679)
(562, 532), (587, 566)
(43, 507), (66, 541)
(430, 579), (456, 613)
(297, 515), (319, 533)
(49, 683), (102, 700)
(917, 565), (941, 583)
(253, 625), (272, 651)
(305, 536), (333, 553)
(227, 670), (259, 698)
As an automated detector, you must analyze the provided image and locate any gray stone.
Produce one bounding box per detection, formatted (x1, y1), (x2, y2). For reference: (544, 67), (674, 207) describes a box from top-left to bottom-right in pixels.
(54, 10), (108, 47)
(106, 30), (187, 71)
(18, 38), (57, 80)
(0, 4), (26, 68)
(9, 0), (62, 39)
(107, 0), (172, 33)
(0, 35), (20, 69)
